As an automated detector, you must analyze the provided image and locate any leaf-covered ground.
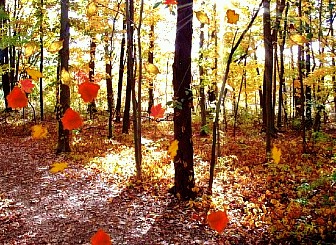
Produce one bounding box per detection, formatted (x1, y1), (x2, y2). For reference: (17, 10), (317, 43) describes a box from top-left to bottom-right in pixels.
(0, 114), (336, 244)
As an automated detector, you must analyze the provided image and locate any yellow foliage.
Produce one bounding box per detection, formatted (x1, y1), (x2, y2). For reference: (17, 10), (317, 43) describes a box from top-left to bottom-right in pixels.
(61, 68), (72, 85)
(145, 63), (160, 75)
(50, 162), (68, 174)
(290, 34), (308, 46)
(195, 11), (209, 25)
(168, 140), (179, 159)
(272, 145), (281, 164)
(31, 125), (48, 139)
(24, 42), (39, 57)
(26, 68), (43, 81)
(47, 40), (64, 53)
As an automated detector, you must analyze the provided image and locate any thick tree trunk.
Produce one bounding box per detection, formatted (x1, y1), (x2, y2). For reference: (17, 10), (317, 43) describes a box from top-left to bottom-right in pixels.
(172, 0), (195, 200)
(56, 0), (71, 153)
(115, 19), (126, 123)
(263, 0), (273, 154)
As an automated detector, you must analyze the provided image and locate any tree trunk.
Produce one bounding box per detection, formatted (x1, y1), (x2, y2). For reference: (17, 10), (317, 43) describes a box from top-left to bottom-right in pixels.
(199, 22), (207, 136)
(39, 0), (44, 120)
(88, 38), (97, 118)
(147, 23), (154, 115)
(115, 19), (126, 123)
(171, 0), (195, 200)
(263, 0), (273, 154)
(56, 0), (71, 153)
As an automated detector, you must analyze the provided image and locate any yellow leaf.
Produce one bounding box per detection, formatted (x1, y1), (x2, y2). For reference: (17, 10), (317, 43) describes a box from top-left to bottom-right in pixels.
(145, 63), (160, 75)
(31, 125), (48, 139)
(26, 68), (43, 81)
(195, 11), (209, 25)
(272, 145), (281, 164)
(50, 162), (68, 174)
(48, 40), (64, 53)
(226, 9), (239, 24)
(87, 1), (97, 18)
(61, 68), (72, 85)
(290, 34), (308, 46)
(168, 140), (179, 159)
(25, 42), (39, 57)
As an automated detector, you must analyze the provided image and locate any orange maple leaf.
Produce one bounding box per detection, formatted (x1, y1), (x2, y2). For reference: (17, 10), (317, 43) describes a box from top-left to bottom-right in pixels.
(150, 103), (165, 119)
(78, 81), (100, 103)
(6, 86), (28, 109)
(61, 108), (83, 130)
(226, 9), (239, 24)
(19, 79), (35, 93)
(90, 229), (112, 245)
(164, 0), (177, 4)
(207, 210), (229, 233)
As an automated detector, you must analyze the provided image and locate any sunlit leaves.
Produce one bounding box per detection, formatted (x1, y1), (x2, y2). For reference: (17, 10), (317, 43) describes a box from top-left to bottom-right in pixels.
(272, 145), (281, 164)
(226, 9), (239, 24)
(151, 103), (165, 119)
(50, 162), (68, 174)
(207, 210), (229, 233)
(31, 125), (48, 139)
(26, 68), (43, 81)
(6, 86), (28, 109)
(87, 2), (98, 18)
(61, 108), (83, 130)
(290, 34), (309, 46)
(168, 140), (179, 159)
(78, 81), (100, 103)
(48, 40), (64, 53)
(145, 63), (160, 75)
(19, 79), (34, 93)
(61, 69), (72, 85)
(90, 229), (112, 245)
(24, 42), (39, 57)
(195, 11), (209, 25)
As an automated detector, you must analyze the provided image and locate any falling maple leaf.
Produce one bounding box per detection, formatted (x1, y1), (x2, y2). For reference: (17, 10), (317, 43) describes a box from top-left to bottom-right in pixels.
(207, 210), (229, 233)
(226, 9), (239, 24)
(61, 68), (72, 85)
(31, 125), (48, 139)
(168, 139), (179, 159)
(195, 11), (209, 25)
(78, 81), (100, 103)
(87, 2), (98, 18)
(290, 34), (308, 46)
(271, 145), (281, 164)
(90, 229), (112, 245)
(6, 86), (28, 109)
(26, 68), (43, 81)
(19, 79), (35, 93)
(50, 162), (68, 174)
(24, 42), (39, 57)
(163, 0), (177, 4)
(48, 40), (64, 53)
(61, 108), (83, 130)
(145, 63), (160, 75)
(151, 103), (165, 119)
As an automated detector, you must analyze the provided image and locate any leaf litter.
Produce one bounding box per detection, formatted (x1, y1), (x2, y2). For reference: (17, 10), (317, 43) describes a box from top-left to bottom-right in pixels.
(0, 118), (335, 244)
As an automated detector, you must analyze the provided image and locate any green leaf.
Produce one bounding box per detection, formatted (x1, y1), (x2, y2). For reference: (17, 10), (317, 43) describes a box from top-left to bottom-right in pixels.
(153, 2), (161, 9)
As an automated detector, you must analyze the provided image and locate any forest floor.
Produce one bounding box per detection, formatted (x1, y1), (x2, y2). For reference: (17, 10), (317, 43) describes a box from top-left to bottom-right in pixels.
(0, 112), (336, 244)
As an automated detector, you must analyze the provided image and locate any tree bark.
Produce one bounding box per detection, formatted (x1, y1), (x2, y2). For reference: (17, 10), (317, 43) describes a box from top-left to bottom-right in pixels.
(172, 0), (195, 200)
(147, 23), (154, 115)
(56, 0), (71, 153)
(199, 22), (207, 136)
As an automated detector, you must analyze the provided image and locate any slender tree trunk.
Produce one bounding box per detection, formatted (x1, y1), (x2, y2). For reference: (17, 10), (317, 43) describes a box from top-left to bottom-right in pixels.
(171, 0), (195, 200)
(88, 38), (97, 118)
(147, 23), (154, 115)
(115, 19), (126, 123)
(56, 0), (71, 153)
(199, 23), (207, 135)
(39, 0), (44, 120)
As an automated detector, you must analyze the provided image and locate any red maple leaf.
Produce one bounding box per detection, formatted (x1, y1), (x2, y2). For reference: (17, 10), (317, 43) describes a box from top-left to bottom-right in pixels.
(207, 210), (229, 233)
(164, 0), (177, 4)
(6, 86), (28, 109)
(90, 229), (112, 245)
(61, 108), (83, 130)
(19, 79), (35, 93)
(150, 103), (165, 119)
(78, 81), (100, 103)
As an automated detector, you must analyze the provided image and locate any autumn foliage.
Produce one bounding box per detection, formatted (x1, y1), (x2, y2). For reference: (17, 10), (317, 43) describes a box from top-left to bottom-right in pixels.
(150, 103), (165, 120)
(6, 86), (28, 109)
(90, 229), (112, 245)
(207, 210), (229, 234)
(61, 108), (83, 130)
(78, 81), (100, 103)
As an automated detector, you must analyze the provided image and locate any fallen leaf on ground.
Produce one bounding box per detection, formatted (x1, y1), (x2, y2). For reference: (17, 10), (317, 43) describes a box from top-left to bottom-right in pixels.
(91, 229), (112, 245)
(207, 210), (229, 233)
(50, 162), (68, 174)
